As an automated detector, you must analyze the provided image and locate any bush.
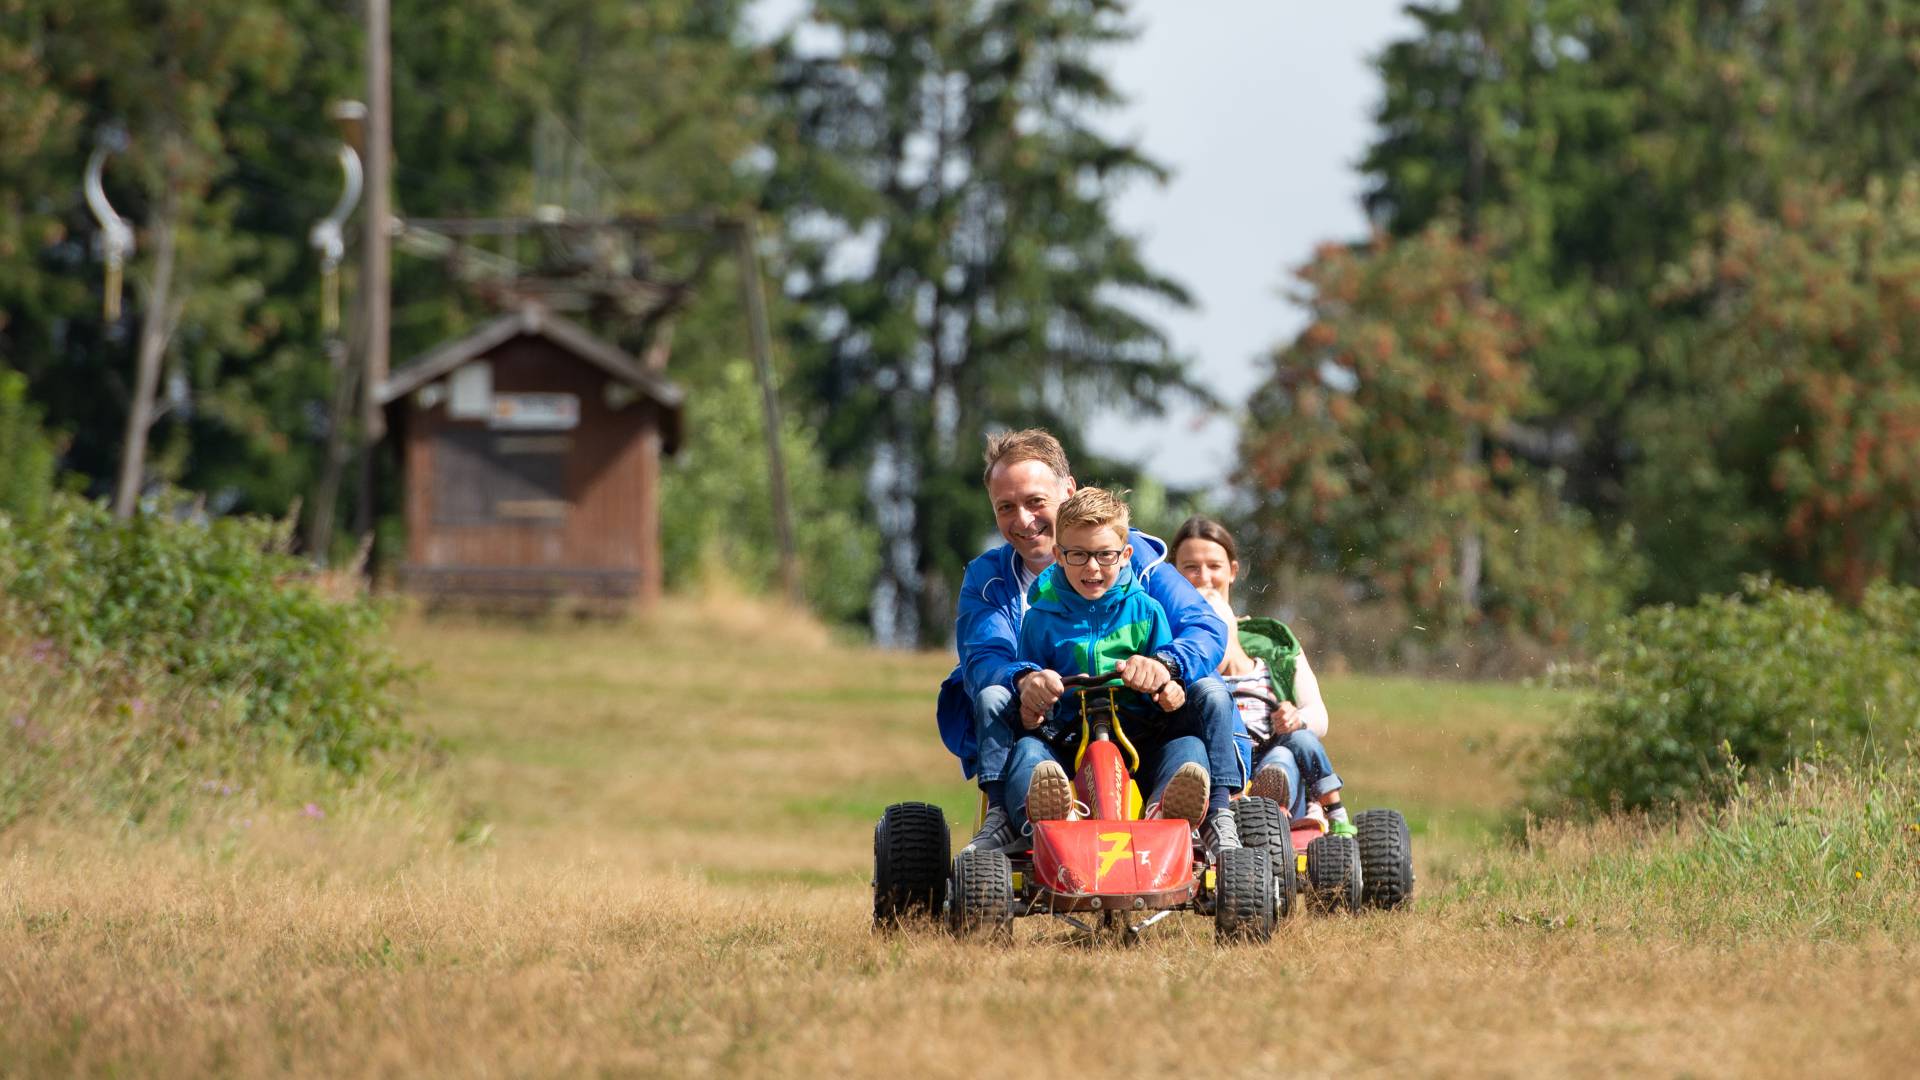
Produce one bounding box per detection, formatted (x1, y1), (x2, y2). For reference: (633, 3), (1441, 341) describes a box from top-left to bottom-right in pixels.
(0, 493), (408, 776)
(1529, 579), (1920, 816)
(0, 365), (58, 524)
(660, 360), (880, 625)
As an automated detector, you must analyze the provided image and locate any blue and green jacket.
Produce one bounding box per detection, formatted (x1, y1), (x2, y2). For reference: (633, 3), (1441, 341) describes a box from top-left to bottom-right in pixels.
(1011, 562), (1172, 723)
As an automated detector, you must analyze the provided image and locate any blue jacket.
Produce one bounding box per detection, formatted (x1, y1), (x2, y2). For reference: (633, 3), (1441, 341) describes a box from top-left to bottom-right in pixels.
(935, 527), (1227, 776)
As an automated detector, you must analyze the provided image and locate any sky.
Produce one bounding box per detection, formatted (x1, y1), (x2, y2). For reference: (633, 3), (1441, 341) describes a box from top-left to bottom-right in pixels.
(749, 2), (1420, 489)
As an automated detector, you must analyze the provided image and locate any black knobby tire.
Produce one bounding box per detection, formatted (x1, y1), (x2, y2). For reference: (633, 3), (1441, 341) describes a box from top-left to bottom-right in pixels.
(1355, 809), (1415, 910)
(872, 801), (950, 928)
(1305, 834), (1364, 912)
(1234, 796), (1297, 919)
(1214, 845), (1276, 943)
(948, 848), (1014, 939)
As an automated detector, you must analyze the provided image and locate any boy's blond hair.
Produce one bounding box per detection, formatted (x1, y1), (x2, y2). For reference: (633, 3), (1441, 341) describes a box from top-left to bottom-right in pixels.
(1055, 486), (1131, 543)
(982, 428), (1072, 486)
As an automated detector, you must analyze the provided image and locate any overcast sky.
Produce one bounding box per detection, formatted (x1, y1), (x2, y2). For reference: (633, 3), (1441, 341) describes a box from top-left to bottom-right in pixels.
(750, 2), (1419, 489)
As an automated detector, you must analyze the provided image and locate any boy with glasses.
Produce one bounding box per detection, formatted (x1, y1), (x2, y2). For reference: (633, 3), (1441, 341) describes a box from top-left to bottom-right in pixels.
(999, 488), (1242, 858)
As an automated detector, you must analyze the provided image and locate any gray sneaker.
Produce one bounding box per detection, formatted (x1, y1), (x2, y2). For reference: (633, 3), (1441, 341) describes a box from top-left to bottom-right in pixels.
(962, 804), (1018, 854)
(1201, 807), (1242, 858)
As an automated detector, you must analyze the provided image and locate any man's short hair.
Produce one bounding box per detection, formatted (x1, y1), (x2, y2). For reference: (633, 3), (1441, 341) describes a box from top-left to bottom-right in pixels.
(1056, 487), (1130, 541)
(982, 428), (1071, 487)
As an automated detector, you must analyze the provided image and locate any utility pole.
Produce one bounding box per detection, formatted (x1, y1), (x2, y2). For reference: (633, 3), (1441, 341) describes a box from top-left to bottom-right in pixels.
(732, 217), (802, 604)
(356, 0), (393, 538)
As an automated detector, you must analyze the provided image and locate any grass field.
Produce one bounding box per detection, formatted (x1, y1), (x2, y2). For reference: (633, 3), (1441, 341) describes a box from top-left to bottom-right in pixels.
(5, 598), (1918, 1076)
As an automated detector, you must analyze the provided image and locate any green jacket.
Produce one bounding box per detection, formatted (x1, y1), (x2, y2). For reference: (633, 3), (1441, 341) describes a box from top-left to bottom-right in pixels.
(1235, 616), (1302, 704)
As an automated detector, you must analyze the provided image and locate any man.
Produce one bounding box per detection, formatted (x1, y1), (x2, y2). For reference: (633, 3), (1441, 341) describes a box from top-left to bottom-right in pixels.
(934, 429), (1240, 856)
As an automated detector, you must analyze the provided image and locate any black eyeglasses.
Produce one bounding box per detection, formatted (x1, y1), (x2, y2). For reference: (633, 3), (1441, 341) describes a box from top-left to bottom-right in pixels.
(1060, 548), (1124, 567)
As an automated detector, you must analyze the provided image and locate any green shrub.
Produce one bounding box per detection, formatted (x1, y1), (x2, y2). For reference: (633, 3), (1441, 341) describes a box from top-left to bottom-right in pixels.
(0, 493), (408, 776)
(660, 360), (880, 624)
(1529, 579), (1920, 816)
(0, 365), (58, 524)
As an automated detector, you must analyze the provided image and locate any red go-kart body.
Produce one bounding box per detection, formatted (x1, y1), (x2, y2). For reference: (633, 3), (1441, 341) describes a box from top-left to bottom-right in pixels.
(1027, 738), (1196, 911)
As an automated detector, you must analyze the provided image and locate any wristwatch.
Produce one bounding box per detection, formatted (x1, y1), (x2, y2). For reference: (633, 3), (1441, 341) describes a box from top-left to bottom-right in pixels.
(1151, 651), (1183, 685)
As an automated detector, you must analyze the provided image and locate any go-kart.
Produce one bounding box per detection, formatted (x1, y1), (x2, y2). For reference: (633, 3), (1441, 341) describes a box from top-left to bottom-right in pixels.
(1233, 790), (1415, 915)
(873, 670), (1279, 943)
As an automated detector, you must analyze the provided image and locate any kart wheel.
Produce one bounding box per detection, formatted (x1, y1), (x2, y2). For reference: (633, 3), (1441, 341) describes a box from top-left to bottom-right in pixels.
(1305, 834), (1363, 913)
(1355, 809), (1415, 910)
(1234, 796), (1297, 919)
(948, 848), (1014, 939)
(1214, 845), (1276, 943)
(872, 802), (950, 929)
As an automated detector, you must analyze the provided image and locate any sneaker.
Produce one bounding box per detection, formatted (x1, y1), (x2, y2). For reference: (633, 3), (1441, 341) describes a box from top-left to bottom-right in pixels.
(1157, 762), (1210, 825)
(1201, 807), (1242, 857)
(1025, 761), (1075, 823)
(1328, 815), (1357, 839)
(962, 804), (1018, 854)
(1248, 764), (1291, 808)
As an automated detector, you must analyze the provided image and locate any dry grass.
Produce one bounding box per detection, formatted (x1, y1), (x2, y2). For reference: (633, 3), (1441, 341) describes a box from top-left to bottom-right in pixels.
(4, 597), (1918, 1077)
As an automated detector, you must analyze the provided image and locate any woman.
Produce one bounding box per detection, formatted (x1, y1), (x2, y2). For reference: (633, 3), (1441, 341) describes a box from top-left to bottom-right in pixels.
(1170, 516), (1355, 837)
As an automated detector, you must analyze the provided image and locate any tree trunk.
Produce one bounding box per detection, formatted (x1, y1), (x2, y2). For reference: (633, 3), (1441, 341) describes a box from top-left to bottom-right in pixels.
(112, 189), (179, 519)
(1458, 427), (1484, 621)
(305, 337), (359, 561)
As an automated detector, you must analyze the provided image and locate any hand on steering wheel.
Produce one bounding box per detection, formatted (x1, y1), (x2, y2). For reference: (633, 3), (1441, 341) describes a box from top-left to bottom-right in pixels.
(1017, 669), (1065, 729)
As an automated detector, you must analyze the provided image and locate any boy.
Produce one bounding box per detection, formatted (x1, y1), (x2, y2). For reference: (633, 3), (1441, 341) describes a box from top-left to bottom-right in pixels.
(1000, 488), (1243, 857)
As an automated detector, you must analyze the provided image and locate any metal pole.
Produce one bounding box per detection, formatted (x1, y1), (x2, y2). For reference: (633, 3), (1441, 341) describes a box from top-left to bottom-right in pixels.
(732, 217), (802, 604)
(360, 0), (392, 447)
(353, 0), (392, 545)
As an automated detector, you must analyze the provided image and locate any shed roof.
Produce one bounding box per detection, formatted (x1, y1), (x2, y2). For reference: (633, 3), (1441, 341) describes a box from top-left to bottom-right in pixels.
(378, 305), (685, 451)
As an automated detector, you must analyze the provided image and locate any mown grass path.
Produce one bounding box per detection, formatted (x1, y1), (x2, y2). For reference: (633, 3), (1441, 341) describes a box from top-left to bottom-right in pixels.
(4, 604), (1916, 1076)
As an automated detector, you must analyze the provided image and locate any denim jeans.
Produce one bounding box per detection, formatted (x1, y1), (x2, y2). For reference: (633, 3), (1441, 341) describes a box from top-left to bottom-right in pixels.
(972, 684), (1018, 784)
(975, 676), (1240, 786)
(1251, 729), (1343, 819)
(1001, 674), (1243, 837)
(1003, 731), (1212, 839)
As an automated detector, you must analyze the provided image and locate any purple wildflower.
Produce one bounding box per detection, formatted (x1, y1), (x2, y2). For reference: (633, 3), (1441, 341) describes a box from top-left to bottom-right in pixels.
(303, 802), (325, 820)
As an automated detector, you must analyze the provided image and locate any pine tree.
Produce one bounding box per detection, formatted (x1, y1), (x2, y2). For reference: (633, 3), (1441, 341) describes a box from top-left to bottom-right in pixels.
(765, 0), (1194, 643)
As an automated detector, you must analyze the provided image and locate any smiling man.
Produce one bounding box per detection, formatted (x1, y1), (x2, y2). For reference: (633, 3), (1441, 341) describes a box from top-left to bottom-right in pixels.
(934, 429), (1236, 855)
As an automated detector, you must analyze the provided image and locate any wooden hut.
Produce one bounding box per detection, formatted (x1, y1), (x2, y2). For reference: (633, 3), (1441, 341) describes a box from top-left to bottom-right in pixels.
(377, 305), (684, 609)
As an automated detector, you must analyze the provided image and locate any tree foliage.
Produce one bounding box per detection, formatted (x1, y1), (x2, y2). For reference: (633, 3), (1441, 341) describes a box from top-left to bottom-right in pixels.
(1243, 0), (1920, 641)
(1243, 223), (1631, 641)
(0, 1), (780, 550)
(659, 360), (879, 624)
(765, 0), (1195, 642)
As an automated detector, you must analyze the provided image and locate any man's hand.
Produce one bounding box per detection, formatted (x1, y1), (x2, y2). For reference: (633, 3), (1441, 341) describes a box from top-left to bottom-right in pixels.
(1116, 654), (1172, 696)
(1152, 681), (1185, 713)
(1017, 669), (1065, 729)
(1275, 700), (1304, 734)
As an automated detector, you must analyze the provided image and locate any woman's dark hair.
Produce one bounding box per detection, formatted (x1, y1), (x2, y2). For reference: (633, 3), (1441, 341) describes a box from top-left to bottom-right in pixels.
(1172, 515), (1238, 564)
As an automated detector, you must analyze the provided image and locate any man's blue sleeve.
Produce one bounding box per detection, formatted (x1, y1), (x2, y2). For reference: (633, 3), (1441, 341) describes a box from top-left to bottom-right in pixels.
(1012, 611), (1047, 687)
(1143, 564), (1227, 681)
(955, 557), (1031, 697)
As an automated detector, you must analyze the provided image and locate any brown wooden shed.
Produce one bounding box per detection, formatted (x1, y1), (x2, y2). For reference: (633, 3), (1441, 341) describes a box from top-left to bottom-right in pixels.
(377, 305), (685, 608)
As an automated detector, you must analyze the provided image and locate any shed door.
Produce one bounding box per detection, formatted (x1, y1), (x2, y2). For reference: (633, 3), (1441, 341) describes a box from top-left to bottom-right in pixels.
(433, 431), (572, 524)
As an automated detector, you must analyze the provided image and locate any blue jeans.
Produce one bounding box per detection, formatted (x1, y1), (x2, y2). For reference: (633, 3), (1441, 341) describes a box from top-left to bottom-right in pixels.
(973, 684), (1018, 784)
(1250, 729), (1343, 819)
(1003, 731), (1211, 839)
(977, 677), (1242, 795)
